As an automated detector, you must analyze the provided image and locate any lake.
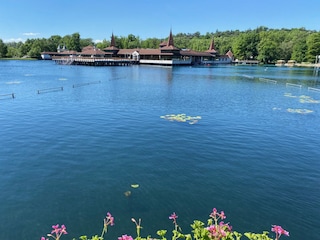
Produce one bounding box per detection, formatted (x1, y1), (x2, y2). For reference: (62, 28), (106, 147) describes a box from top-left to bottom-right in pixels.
(0, 60), (319, 240)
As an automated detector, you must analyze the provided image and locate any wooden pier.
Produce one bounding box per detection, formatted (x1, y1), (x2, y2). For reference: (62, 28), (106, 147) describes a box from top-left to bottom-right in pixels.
(52, 56), (138, 66)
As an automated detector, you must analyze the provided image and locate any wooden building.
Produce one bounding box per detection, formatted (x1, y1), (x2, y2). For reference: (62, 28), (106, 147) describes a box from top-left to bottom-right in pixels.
(42, 30), (234, 66)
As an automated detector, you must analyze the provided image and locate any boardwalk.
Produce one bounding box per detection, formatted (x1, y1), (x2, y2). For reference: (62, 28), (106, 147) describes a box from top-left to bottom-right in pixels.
(52, 56), (138, 66)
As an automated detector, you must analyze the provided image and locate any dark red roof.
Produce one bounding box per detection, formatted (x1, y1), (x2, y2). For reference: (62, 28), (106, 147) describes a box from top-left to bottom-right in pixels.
(104, 33), (119, 51)
(160, 29), (180, 51)
(180, 49), (212, 57)
(81, 47), (106, 56)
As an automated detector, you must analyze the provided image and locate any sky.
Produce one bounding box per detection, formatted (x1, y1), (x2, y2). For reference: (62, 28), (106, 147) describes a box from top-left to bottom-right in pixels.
(1, 0), (320, 43)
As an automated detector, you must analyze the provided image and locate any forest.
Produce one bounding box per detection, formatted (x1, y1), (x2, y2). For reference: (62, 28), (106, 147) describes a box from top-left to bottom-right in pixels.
(1, 26), (320, 64)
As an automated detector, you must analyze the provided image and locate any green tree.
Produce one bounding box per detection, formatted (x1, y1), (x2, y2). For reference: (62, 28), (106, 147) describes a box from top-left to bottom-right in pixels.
(80, 38), (94, 49)
(47, 35), (62, 52)
(215, 36), (233, 55)
(19, 39), (34, 57)
(141, 38), (160, 48)
(289, 28), (308, 62)
(96, 39), (109, 50)
(232, 31), (259, 60)
(63, 33), (81, 51)
(6, 46), (20, 57)
(257, 38), (278, 63)
(0, 39), (8, 58)
(306, 32), (320, 62)
(189, 38), (210, 51)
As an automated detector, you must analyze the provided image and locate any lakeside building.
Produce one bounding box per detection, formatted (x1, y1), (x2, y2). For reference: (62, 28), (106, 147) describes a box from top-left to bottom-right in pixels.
(41, 30), (235, 66)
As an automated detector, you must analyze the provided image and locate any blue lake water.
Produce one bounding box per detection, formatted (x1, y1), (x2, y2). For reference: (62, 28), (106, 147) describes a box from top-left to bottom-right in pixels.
(0, 60), (319, 240)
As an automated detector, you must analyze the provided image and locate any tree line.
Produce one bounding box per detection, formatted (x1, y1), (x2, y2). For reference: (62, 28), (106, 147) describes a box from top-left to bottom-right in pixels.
(1, 27), (320, 63)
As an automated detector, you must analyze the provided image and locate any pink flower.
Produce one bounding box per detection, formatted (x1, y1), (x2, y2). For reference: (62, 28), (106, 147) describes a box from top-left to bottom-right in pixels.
(209, 208), (227, 221)
(210, 208), (218, 218)
(207, 221), (232, 239)
(51, 224), (68, 236)
(60, 225), (67, 235)
(118, 234), (134, 240)
(271, 225), (289, 239)
(41, 237), (48, 240)
(47, 224), (67, 240)
(51, 224), (60, 235)
(169, 212), (178, 221)
(220, 211), (226, 220)
(104, 212), (115, 227)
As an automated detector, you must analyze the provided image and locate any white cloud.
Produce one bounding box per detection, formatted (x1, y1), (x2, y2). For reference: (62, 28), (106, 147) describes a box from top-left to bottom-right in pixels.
(93, 39), (103, 43)
(22, 32), (40, 36)
(3, 38), (25, 43)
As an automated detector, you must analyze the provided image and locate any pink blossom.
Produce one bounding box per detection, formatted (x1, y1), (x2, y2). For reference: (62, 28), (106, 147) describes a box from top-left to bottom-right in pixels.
(210, 208), (218, 218)
(47, 224), (68, 240)
(41, 237), (48, 240)
(50, 224), (68, 236)
(118, 234), (134, 240)
(271, 225), (289, 239)
(207, 221), (232, 239)
(104, 212), (115, 227)
(210, 208), (227, 221)
(169, 212), (178, 221)
(220, 211), (226, 220)
(51, 224), (60, 235)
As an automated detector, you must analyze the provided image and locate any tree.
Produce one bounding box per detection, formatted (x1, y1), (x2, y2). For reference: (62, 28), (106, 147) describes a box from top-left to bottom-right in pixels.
(6, 46), (20, 58)
(141, 38), (160, 48)
(0, 39), (8, 58)
(306, 32), (320, 62)
(232, 31), (259, 60)
(292, 38), (307, 63)
(63, 33), (81, 51)
(19, 39), (34, 57)
(80, 38), (94, 49)
(96, 39), (109, 50)
(215, 36), (233, 56)
(257, 39), (278, 63)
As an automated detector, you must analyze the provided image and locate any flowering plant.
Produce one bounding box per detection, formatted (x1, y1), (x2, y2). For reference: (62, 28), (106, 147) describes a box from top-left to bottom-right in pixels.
(40, 208), (289, 240)
(41, 224), (67, 240)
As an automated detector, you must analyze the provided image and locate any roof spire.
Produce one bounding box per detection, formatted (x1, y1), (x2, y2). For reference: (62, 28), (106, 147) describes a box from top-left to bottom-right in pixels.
(110, 33), (116, 47)
(209, 37), (215, 51)
(167, 29), (174, 47)
(206, 37), (217, 54)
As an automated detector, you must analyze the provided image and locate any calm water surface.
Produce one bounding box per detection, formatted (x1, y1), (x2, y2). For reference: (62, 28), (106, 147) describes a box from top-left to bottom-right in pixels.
(0, 61), (319, 240)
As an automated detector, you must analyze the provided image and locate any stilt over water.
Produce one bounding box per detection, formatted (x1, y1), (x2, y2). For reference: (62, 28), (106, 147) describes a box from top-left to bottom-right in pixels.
(314, 55), (320, 76)
(0, 93), (15, 99)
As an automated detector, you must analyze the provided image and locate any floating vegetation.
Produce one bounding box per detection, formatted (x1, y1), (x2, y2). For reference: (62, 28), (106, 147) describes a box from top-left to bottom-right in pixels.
(124, 191), (131, 197)
(242, 74), (254, 79)
(6, 81), (21, 84)
(299, 95), (320, 104)
(284, 93), (297, 98)
(160, 114), (201, 124)
(287, 108), (313, 114)
(131, 184), (139, 188)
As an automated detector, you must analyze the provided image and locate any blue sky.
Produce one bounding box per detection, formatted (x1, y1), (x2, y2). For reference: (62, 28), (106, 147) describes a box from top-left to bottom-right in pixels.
(1, 0), (320, 43)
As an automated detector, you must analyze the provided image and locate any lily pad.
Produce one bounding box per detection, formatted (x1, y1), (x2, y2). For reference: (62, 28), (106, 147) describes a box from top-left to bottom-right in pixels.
(160, 114), (201, 124)
(287, 108), (313, 114)
(124, 191), (131, 197)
